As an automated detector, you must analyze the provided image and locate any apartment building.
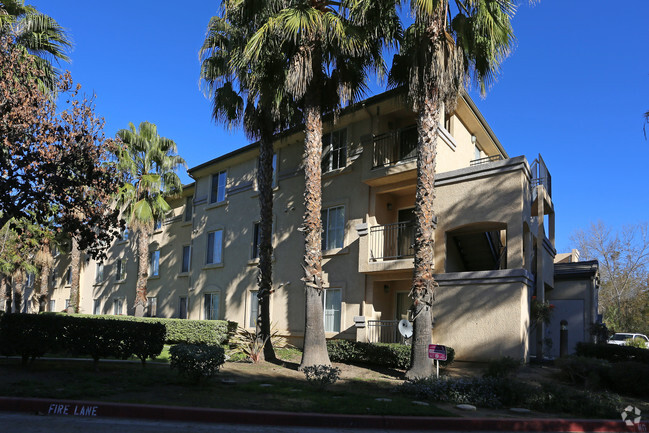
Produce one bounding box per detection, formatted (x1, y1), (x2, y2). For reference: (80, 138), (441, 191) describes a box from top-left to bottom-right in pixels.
(44, 89), (597, 361)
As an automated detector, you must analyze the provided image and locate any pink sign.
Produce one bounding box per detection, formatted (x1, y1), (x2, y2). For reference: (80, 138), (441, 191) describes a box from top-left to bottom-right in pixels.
(428, 344), (447, 361)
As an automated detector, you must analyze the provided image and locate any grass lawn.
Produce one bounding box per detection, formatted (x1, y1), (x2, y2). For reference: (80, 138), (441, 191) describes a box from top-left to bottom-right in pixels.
(0, 349), (451, 417)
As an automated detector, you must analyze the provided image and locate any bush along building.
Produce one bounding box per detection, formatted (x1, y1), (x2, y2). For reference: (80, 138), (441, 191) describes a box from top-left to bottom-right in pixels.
(38, 89), (598, 362)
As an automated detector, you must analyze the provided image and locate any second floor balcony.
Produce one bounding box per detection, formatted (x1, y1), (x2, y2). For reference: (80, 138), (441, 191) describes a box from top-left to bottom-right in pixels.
(372, 125), (417, 169)
(369, 221), (415, 261)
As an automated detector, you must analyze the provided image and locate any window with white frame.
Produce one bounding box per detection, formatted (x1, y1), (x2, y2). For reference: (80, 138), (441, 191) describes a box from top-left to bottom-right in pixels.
(181, 245), (191, 273)
(184, 197), (193, 222)
(206, 230), (223, 265)
(113, 298), (124, 315)
(321, 206), (345, 250)
(65, 299), (70, 310)
(210, 171), (227, 204)
(93, 299), (101, 315)
(116, 258), (125, 281)
(249, 291), (259, 328)
(49, 299), (55, 312)
(145, 297), (157, 317)
(51, 269), (58, 287)
(323, 288), (341, 333)
(150, 250), (160, 277)
(95, 263), (104, 284)
(178, 296), (188, 319)
(204, 293), (219, 320)
(322, 129), (347, 173)
(65, 267), (72, 285)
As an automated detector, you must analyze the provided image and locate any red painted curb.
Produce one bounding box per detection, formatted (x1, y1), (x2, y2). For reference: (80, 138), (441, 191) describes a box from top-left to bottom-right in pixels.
(0, 396), (647, 432)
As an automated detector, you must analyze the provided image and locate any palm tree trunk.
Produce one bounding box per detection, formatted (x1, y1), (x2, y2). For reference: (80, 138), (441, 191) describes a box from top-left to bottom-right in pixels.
(134, 225), (151, 316)
(37, 241), (51, 313)
(13, 271), (24, 313)
(0, 274), (9, 312)
(406, 90), (440, 380)
(69, 236), (81, 313)
(299, 55), (331, 369)
(256, 120), (277, 362)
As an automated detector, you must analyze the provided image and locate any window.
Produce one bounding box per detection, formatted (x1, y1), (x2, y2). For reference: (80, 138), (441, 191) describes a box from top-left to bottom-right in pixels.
(184, 197), (193, 222)
(154, 219), (162, 231)
(210, 171), (227, 204)
(252, 223), (261, 259)
(204, 293), (219, 320)
(321, 206), (345, 250)
(150, 250), (160, 277)
(93, 299), (101, 315)
(179, 296), (188, 319)
(145, 297), (157, 317)
(95, 263), (104, 284)
(49, 299), (55, 312)
(474, 145), (481, 161)
(322, 129), (347, 172)
(26, 272), (35, 287)
(323, 288), (341, 333)
(116, 258), (125, 281)
(181, 245), (191, 273)
(249, 291), (259, 328)
(65, 299), (70, 310)
(65, 267), (72, 285)
(206, 230), (223, 265)
(51, 269), (58, 287)
(121, 226), (129, 241)
(113, 298), (124, 315)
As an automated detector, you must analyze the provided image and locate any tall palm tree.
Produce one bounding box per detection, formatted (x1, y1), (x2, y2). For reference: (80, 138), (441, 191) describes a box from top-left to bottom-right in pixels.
(245, 0), (400, 369)
(200, 0), (297, 362)
(0, 0), (71, 92)
(115, 122), (186, 317)
(389, 0), (520, 378)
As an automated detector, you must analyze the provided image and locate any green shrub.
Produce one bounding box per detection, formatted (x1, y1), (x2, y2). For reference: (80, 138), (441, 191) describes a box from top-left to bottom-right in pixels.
(326, 340), (454, 369)
(402, 376), (622, 417)
(70, 314), (234, 345)
(606, 361), (649, 398)
(303, 365), (341, 389)
(0, 313), (166, 365)
(555, 356), (611, 389)
(483, 356), (521, 378)
(576, 342), (649, 364)
(169, 343), (226, 382)
(0, 313), (63, 363)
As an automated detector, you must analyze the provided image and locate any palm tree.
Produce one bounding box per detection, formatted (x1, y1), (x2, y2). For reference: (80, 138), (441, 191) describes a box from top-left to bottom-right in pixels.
(199, 1), (298, 361)
(115, 122), (186, 317)
(389, 0), (519, 378)
(0, 0), (71, 92)
(245, 0), (400, 369)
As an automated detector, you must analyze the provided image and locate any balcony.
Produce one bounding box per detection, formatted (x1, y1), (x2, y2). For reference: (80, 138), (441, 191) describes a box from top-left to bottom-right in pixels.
(370, 221), (415, 261)
(470, 155), (504, 167)
(372, 125), (417, 169)
(531, 154), (552, 199)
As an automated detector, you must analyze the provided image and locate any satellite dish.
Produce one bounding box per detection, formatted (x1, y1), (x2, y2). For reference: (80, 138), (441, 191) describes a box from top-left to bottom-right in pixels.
(398, 319), (413, 338)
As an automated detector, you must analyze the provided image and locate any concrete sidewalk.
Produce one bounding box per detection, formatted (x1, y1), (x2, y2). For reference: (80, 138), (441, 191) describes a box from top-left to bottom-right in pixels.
(0, 396), (646, 432)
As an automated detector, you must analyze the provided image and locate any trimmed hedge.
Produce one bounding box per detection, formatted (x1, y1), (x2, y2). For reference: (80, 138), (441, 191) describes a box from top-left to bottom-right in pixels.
(169, 343), (226, 382)
(327, 339), (455, 369)
(575, 342), (649, 364)
(70, 314), (236, 345)
(0, 313), (165, 365)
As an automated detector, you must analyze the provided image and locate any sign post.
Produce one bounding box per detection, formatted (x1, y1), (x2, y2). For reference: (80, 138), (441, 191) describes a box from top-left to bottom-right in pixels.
(428, 344), (447, 378)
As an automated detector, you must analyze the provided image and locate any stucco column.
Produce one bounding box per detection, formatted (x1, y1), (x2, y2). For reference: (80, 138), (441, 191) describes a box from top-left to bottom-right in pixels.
(535, 188), (545, 362)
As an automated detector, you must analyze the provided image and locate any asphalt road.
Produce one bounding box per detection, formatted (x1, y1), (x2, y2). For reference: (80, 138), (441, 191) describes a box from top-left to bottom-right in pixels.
(0, 411), (514, 433)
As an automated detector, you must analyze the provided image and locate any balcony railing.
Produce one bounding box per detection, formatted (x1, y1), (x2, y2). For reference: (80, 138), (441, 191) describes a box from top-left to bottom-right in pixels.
(470, 155), (504, 166)
(367, 320), (409, 344)
(530, 154), (552, 198)
(370, 221), (415, 261)
(372, 125), (417, 169)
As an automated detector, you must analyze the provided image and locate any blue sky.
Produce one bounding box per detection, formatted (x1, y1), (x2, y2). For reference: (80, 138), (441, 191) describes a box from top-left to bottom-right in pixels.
(31, 1), (649, 253)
